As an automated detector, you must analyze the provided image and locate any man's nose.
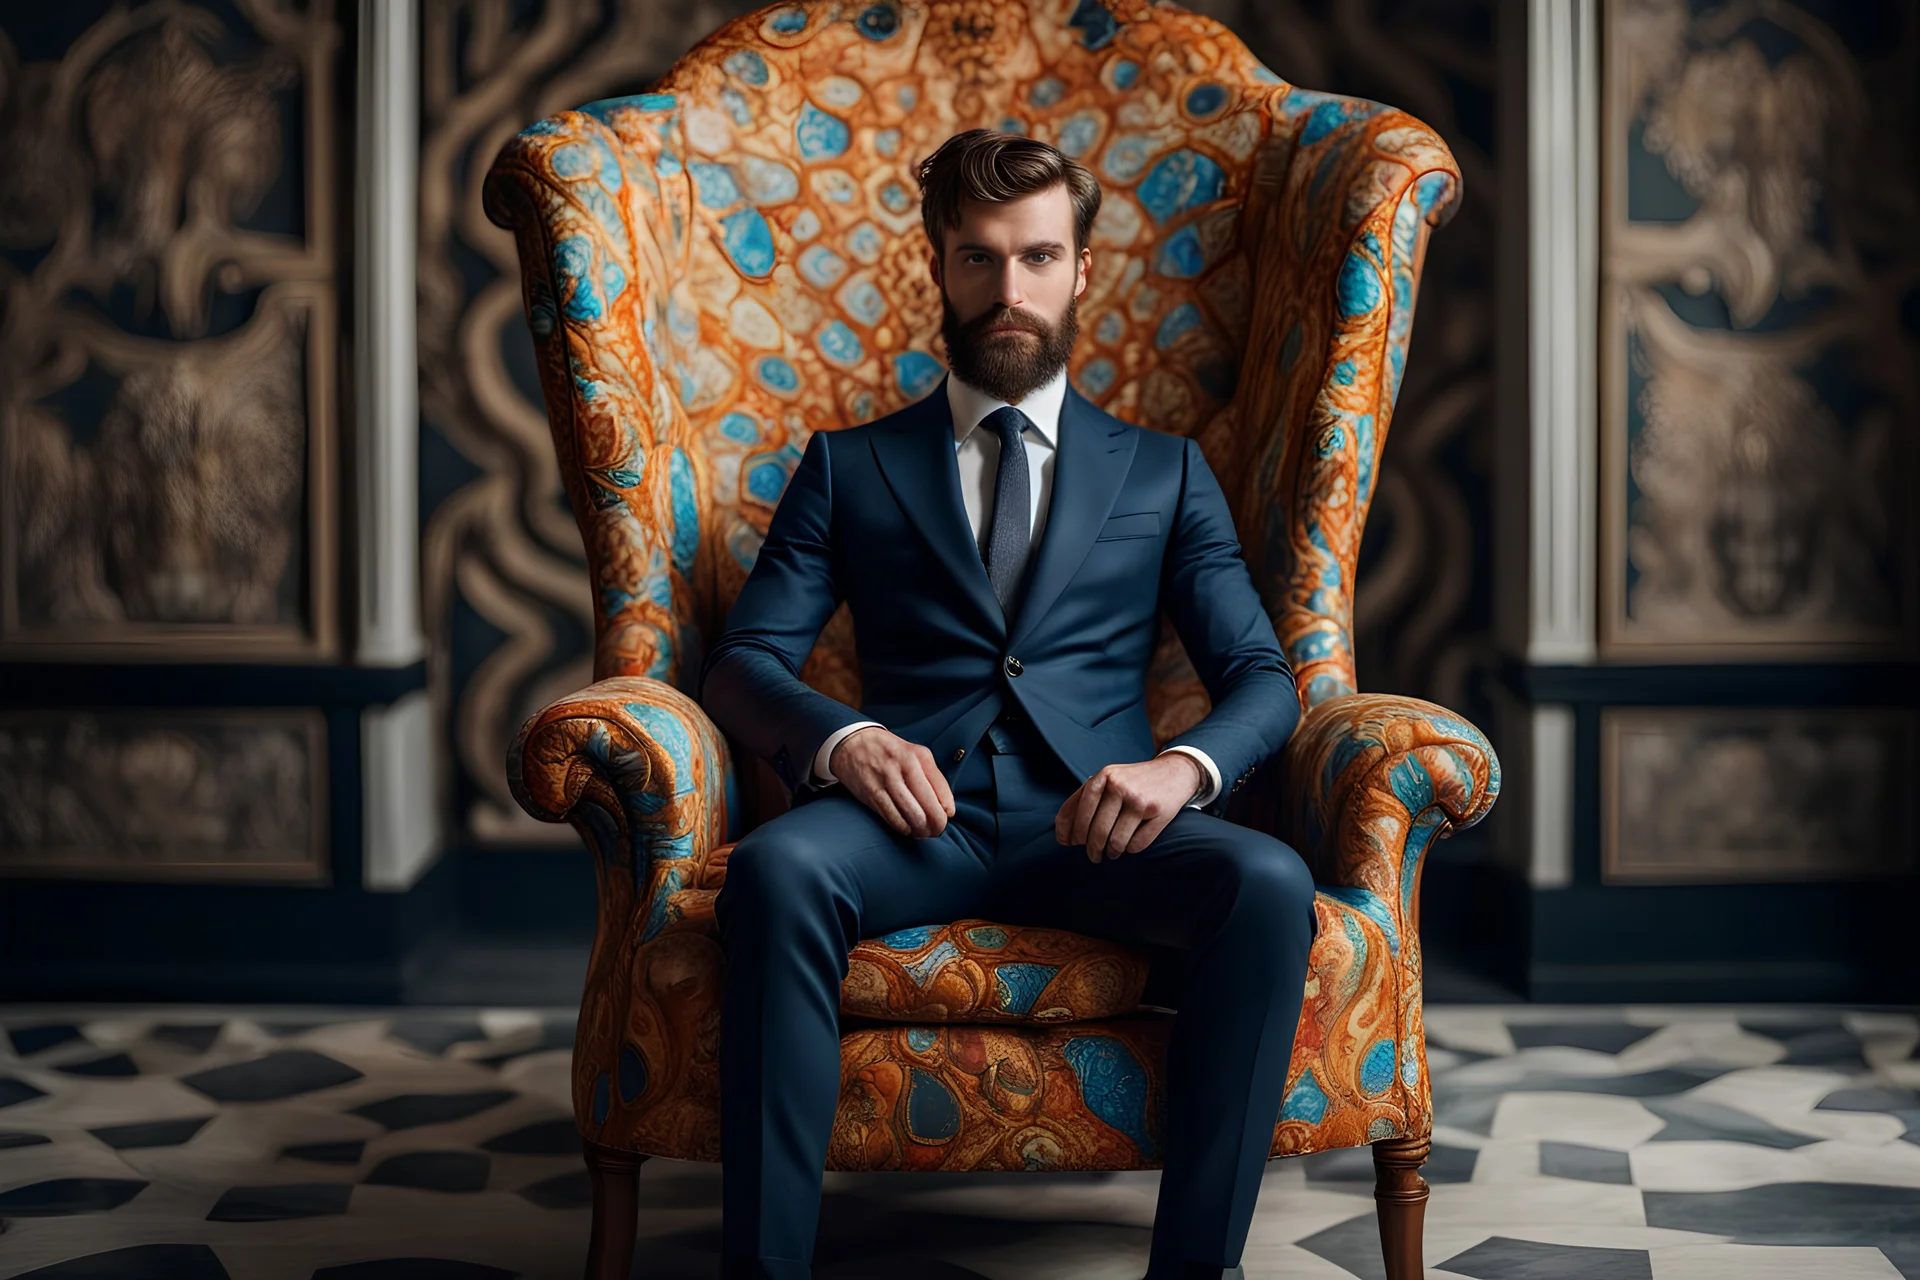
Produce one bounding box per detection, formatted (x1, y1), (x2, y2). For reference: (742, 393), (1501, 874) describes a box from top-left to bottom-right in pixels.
(994, 263), (1025, 307)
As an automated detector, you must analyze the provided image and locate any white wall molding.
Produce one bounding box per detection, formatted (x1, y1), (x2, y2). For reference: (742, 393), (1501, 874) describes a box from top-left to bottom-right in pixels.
(355, 0), (425, 668)
(1528, 703), (1575, 888)
(1489, 688), (1576, 889)
(363, 691), (442, 891)
(1523, 0), (1599, 665)
(1489, 0), (1597, 889)
(356, 1), (438, 889)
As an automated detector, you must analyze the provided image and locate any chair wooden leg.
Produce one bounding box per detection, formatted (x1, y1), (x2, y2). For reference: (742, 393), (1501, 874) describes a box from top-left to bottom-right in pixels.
(1373, 1134), (1430, 1280)
(583, 1139), (646, 1280)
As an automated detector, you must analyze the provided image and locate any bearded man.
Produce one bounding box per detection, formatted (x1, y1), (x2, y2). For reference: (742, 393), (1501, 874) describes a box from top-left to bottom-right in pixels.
(699, 128), (1315, 1280)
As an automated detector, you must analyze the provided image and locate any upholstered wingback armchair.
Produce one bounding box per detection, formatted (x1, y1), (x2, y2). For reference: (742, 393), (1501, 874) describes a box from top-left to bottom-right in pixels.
(484, 2), (1499, 1277)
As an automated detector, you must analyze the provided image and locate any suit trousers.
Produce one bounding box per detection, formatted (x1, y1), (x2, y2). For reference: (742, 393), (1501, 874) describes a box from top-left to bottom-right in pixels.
(712, 716), (1317, 1280)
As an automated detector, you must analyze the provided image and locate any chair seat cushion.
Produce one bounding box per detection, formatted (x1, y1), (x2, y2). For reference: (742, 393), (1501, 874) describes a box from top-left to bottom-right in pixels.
(692, 842), (1153, 1023)
(842, 919), (1151, 1023)
(588, 886), (1419, 1167)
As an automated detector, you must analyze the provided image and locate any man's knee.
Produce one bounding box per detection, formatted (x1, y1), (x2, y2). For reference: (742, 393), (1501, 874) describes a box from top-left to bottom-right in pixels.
(1220, 835), (1317, 931)
(715, 808), (848, 926)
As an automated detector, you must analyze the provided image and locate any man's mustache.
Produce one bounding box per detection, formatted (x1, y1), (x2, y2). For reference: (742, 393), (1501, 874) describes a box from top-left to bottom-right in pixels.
(966, 307), (1047, 336)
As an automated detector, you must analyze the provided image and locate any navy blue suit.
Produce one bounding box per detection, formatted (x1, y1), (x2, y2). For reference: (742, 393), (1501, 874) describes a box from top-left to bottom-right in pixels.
(700, 378), (1316, 1280)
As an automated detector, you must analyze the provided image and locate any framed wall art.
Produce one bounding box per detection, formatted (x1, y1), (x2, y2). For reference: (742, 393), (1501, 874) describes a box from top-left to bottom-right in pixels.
(0, 708), (329, 884)
(1597, 0), (1918, 660)
(0, 1), (343, 661)
(1602, 705), (1916, 885)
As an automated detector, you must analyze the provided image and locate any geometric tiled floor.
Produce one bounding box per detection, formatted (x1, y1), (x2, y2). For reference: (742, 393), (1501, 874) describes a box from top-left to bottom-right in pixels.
(2, 1006), (1916, 1278)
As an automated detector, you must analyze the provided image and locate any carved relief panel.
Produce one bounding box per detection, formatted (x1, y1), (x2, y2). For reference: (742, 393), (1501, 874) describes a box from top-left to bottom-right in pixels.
(0, 1), (342, 660)
(0, 709), (327, 883)
(1600, 0), (1919, 658)
(1602, 706), (1915, 884)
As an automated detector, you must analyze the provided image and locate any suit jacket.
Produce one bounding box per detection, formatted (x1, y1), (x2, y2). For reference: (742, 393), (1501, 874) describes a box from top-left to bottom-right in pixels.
(698, 375), (1300, 821)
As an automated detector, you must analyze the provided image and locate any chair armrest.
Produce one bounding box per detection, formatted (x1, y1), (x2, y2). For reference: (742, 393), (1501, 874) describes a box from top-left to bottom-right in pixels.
(508, 676), (737, 944)
(1278, 692), (1499, 933)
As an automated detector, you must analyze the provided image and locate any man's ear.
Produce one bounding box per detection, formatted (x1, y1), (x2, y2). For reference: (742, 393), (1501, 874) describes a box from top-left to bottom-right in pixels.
(1075, 246), (1092, 298)
(928, 247), (943, 290)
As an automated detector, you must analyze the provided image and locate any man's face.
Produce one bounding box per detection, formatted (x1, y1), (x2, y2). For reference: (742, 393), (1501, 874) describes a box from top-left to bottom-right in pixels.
(931, 182), (1092, 404)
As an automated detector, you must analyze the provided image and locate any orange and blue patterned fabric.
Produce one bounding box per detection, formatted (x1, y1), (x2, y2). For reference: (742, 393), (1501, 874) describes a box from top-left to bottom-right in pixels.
(841, 919), (1153, 1024)
(489, 0), (1499, 1172)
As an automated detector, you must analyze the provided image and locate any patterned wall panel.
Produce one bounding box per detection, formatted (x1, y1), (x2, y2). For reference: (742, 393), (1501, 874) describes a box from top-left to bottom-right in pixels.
(1600, 0), (1919, 658)
(0, 1), (343, 660)
(0, 709), (327, 882)
(424, 0), (1497, 843)
(1602, 706), (1916, 884)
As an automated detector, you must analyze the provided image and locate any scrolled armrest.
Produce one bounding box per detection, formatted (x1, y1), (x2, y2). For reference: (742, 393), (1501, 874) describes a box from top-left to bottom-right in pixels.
(1279, 692), (1499, 930)
(508, 676), (736, 944)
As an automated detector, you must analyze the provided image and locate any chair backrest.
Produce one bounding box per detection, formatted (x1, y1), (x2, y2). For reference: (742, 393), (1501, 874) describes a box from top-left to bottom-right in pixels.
(482, 0), (1460, 743)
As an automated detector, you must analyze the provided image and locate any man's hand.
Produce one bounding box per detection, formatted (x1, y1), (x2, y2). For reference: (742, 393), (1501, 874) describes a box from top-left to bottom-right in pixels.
(829, 726), (956, 838)
(1055, 754), (1205, 862)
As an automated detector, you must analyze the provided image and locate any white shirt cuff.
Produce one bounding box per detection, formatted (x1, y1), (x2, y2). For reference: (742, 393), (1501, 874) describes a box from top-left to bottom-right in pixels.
(1158, 744), (1222, 808)
(812, 720), (884, 785)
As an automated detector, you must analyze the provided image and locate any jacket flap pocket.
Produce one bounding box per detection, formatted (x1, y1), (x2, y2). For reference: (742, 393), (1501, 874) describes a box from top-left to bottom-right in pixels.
(1095, 511), (1160, 541)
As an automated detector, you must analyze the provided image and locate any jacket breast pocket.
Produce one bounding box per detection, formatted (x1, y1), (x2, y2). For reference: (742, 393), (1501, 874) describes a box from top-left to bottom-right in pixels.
(1094, 511), (1160, 541)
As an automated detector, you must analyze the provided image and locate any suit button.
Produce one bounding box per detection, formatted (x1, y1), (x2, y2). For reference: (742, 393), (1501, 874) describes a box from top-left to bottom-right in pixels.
(1004, 655), (1023, 678)
(952, 747), (966, 762)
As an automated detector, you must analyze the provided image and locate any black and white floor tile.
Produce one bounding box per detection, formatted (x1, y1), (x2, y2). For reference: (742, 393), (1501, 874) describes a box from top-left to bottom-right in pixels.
(1, 1006), (1915, 1278)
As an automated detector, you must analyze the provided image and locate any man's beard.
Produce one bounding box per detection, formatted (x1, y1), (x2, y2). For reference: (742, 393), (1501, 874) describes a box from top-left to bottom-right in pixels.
(940, 291), (1078, 403)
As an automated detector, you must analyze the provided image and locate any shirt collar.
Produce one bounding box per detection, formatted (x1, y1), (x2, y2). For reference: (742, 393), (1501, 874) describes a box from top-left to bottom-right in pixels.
(946, 366), (1068, 449)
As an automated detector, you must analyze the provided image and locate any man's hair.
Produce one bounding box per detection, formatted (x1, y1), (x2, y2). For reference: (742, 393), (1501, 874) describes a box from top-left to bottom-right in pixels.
(916, 129), (1102, 256)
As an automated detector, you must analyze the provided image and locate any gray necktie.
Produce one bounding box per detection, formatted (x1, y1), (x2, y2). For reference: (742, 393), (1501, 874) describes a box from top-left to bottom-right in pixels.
(980, 405), (1033, 613)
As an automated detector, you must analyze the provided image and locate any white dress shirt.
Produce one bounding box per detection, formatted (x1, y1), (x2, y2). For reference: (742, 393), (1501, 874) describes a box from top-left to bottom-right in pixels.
(809, 370), (1223, 809)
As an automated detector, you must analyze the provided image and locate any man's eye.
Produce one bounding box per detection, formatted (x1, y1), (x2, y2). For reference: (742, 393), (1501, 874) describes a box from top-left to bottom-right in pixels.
(1029, 252), (1052, 263)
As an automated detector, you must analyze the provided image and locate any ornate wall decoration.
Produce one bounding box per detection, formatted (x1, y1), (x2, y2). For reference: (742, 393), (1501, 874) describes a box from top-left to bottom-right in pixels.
(0, 2), (341, 660)
(1602, 706), (1916, 884)
(1600, 0), (1919, 658)
(427, 0), (1496, 842)
(0, 709), (327, 882)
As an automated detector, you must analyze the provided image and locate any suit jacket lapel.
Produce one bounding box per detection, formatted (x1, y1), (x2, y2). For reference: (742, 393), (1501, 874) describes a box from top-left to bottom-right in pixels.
(867, 379), (1006, 636)
(1007, 385), (1137, 649)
